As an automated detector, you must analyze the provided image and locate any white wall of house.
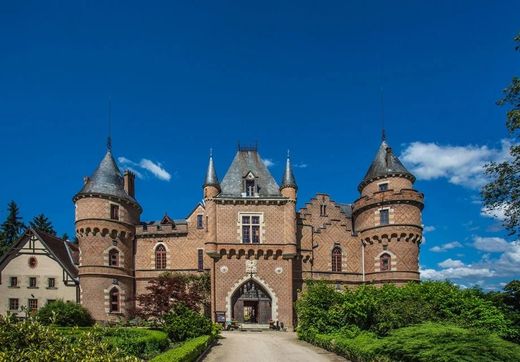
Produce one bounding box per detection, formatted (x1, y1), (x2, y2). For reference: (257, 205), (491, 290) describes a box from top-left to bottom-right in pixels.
(0, 236), (78, 316)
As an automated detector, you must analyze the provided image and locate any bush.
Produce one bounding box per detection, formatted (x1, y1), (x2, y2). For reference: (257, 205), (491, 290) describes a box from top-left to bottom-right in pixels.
(37, 300), (94, 327)
(57, 327), (169, 359)
(378, 322), (520, 362)
(0, 314), (137, 361)
(151, 335), (214, 362)
(163, 303), (212, 342)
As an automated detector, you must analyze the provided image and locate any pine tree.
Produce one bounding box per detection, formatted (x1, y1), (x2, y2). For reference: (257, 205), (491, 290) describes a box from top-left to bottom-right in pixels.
(0, 201), (25, 257)
(30, 213), (56, 235)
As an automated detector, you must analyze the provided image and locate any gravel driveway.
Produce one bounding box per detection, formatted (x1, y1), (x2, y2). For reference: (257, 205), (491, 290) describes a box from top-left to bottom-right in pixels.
(201, 331), (347, 362)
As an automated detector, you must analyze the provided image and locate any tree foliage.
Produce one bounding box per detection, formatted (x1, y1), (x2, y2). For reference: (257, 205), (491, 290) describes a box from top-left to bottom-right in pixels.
(482, 33), (520, 236)
(163, 303), (213, 342)
(134, 272), (210, 322)
(29, 213), (56, 235)
(37, 300), (94, 327)
(0, 201), (25, 258)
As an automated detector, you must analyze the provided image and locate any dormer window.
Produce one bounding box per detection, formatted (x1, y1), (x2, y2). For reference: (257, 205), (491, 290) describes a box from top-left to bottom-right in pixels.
(246, 180), (255, 196)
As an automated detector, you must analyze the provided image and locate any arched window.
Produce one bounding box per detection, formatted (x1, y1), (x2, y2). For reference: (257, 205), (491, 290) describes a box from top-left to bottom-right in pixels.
(331, 247), (342, 272)
(155, 244), (167, 269)
(109, 287), (119, 313)
(108, 248), (119, 267)
(380, 253), (391, 271)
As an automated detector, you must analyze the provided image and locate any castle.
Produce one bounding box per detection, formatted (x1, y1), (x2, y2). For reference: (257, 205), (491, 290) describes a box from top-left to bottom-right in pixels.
(73, 137), (423, 328)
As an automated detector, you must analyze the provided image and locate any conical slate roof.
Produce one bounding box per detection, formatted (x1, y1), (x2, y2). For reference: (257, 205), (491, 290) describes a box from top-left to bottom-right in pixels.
(219, 149), (281, 198)
(280, 155), (297, 190)
(358, 140), (415, 191)
(203, 154), (220, 188)
(74, 149), (139, 206)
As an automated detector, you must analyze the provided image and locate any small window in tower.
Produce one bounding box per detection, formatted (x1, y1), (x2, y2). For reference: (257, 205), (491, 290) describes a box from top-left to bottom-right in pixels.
(109, 287), (119, 313)
(379, 183), (389, 192)
(196, 215), (204, 229)
(110, 204), (119, 220)
(380, 209), (389, 225)
(197, 249), (204, 271)
(109, 249), (119, 267)
(380, 253), (391, 271)
(245, 180), (256, 196)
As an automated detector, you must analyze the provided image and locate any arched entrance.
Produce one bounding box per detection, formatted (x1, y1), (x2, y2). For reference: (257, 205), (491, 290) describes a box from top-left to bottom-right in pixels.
(231, 279), (272, 324)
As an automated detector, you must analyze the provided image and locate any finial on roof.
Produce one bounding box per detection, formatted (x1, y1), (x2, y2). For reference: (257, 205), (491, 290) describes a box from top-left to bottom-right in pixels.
(382, 128), (386, 142)
(280, 151), (297, 191)
(107, 98), (112, 151)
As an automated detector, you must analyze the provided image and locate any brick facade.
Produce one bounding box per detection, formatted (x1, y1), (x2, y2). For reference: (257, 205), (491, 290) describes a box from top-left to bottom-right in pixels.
(75, 142), (423, 327)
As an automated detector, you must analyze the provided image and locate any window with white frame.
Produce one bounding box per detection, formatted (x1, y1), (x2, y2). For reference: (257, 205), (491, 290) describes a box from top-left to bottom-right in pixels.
(378, 182), (389, 192)
(379, 209), (389, 225)
(241, 214), (261, 244)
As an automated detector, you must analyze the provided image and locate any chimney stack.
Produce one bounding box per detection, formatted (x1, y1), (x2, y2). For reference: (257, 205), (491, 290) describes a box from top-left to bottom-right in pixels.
(124, 170), (135, 197)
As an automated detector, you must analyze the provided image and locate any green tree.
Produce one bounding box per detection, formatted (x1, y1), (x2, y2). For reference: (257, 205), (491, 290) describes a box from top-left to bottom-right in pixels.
(29, 213), (56, 235)
(482, 33), (520, 236)
(0, 201), (25, 257)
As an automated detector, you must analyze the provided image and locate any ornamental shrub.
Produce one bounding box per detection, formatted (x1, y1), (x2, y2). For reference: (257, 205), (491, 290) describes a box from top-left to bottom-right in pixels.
(163, 303), (212, 342)
(37, 300), (94, 327)
(151, 335), (214, 362)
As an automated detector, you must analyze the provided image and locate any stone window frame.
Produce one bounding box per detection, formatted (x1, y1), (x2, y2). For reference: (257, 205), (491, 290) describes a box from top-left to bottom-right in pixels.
(104, 285), (125, 315)
(152, 242), (171, 270)
(331, 246), (343, 272)
(237, 212), (265, 244)
(375, 207), (394, 226)
(109, 203), (120, 221)
(374, 250), (397, 272)
(377, 181), (389, 192)
(196, 214), (204, 229)
(197, 248), (204, 271)
(103, 245), (124, 268)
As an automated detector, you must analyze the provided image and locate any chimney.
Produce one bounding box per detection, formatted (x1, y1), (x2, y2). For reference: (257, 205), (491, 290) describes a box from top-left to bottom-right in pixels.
(385, 147), (392, 167)
(124, 170), (135, 198)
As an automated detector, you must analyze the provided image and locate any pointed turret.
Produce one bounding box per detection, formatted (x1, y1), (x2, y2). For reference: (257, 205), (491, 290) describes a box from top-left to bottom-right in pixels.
(358, 140), (415, 192)
(280, 151), (297, 191)
(203, 150), (220, 198)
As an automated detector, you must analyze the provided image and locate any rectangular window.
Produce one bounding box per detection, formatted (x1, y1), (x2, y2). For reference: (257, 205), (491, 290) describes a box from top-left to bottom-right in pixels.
(29, 277), (37, 288)
(241, 214), (261, 244)
(245, 180), (255, 196)
(196, 214), (204, 229)
(9, 298), (19, 310)
(380, 209), (390, 225)
(197, 249), (204, 271)
(9, 277), (18, 287)
(110, 204), (119, 220)
(379, 183), (389, 192)
(47, 299), (56, 305)
(28, 298), (38, 312)
(48, 278), (56, 288)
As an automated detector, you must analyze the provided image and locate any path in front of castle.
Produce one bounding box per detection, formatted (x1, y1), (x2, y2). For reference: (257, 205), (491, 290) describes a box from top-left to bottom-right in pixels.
(202, 331), (348, 362)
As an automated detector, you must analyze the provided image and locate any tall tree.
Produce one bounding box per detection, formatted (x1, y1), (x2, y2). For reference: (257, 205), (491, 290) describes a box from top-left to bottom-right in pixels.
(0, 201), (25, 257)
(29, 213), (56, 235)
(482, 33), (520, 236)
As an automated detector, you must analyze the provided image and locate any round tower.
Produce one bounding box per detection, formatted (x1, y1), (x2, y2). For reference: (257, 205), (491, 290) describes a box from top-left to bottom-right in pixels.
(280, 152), (298, 257)
(73, 142), (141, 321)
(353, 138), (424, 284)
(203, 151), (220, 258)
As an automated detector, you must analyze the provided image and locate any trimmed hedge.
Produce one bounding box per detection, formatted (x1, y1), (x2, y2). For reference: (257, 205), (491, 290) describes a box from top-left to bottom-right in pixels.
(151, 335), (214, 362)
(304, 323), (520, 362)
(37, 300), (94, 327)
(58, 327), (169, 359)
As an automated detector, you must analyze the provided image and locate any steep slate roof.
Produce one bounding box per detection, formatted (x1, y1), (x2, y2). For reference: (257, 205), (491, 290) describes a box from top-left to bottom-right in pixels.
(358, 140), (415, 191)
(337, 203), (353, 218)
(219, 149), (282, 198)
(0, 228), (78, 280)
(74, 149), (139, 207)
(203, 155), (220, 188)
(280, 156), (297, 190)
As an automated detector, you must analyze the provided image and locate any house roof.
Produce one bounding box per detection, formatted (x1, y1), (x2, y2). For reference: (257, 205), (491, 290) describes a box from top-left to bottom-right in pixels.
(74, 149), (140, 208)
(358, 140), (415, 191)
(0, 228), (78, 280)
(219, 149), (282, 198)
(337, 203), (353, 218)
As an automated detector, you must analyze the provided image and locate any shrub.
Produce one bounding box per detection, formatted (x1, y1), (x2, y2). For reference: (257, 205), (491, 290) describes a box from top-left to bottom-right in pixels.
(151, 335), (214, 362)
(163, 303), (212, 342)
(57, 327), (169, 359)
(0, 314), (136, 361)
(378, 322), (520, 362)
(37, 300), (94, 327)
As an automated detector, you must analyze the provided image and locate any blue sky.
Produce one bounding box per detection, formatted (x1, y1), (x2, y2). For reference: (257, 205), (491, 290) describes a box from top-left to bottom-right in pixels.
(1, 1), (518, 289)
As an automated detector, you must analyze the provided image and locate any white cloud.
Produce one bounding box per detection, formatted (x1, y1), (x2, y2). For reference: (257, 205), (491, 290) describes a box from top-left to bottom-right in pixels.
(263, 159), (275, 168)
(400, 139), (511, 189)
(438, 258), (465, 268)
(423, 225), (436, 233)
(118, 156), (171, 181)
(473, 236), (510, 253)
(421, 265), (495, 280)
(429, 241), (463, 252)
(294, 162), (308, 168)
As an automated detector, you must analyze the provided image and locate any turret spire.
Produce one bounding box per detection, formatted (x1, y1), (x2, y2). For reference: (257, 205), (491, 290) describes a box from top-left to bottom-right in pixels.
(280, 150), (297, 191)
(204, 149), (220, 188)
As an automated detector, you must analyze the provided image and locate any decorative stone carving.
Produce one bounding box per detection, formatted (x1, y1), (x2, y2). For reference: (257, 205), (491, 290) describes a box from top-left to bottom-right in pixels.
(245, 259), (257, 274)
(275, 267), (283, 274)
(220, 265), (228, 273)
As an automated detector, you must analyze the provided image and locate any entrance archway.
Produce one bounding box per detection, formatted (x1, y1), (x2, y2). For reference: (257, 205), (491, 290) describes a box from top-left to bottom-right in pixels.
(231, 279), (272, 324)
